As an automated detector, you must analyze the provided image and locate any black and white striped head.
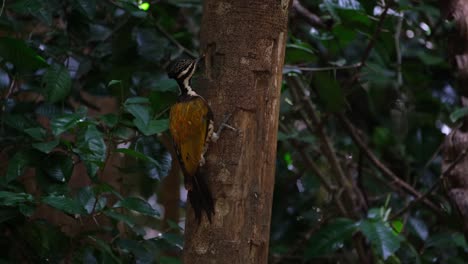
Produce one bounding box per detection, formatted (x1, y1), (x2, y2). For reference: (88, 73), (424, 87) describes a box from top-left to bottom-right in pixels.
(167, 58), (199, 82)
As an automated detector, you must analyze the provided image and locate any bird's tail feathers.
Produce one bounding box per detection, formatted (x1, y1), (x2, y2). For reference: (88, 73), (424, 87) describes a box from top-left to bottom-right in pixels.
(188, 171), (214, 223)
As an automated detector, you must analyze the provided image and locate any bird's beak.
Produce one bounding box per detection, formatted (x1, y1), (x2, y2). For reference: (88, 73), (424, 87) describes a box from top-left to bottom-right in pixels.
(196, 55), (205, 65)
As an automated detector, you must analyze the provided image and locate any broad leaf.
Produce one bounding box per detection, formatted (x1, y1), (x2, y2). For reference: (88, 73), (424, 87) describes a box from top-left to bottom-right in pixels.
(77, 186), (107, 214)
(133, 118), (169, 136)
(113, 197), (159, 217)
(0, 191), (34, 207)
(51, 112), (86, 136)
(74, 0), (97, 19)
(5, 151), (31, 183)
(42, 64), (72, 103)
(314, 72), (345, 112)
(134, 136), (172, 180)
(305, 218), (356, 258)
(104, 210), (136, 228)
(75, 124), (106, 178)
(358, 219), (403, 260)
(32, 139), (60, 153)
(41, 153), (74, 182)
(42, 195), (86, 215)
(0, 37), (48, 71)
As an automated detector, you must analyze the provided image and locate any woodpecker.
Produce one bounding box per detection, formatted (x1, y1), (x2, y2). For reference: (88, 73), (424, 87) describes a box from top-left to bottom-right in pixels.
(167, 57), (216, 222)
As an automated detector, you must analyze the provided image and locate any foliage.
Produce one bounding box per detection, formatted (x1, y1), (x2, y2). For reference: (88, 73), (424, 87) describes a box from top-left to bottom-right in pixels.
(0, 0), (467, 263)
(271, 0), (468, 263)
(0, 0), (198, 262)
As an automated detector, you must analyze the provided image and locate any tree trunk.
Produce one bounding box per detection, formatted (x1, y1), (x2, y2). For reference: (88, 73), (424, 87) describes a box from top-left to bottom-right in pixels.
(183, 1), (290, 263)
(441, 0), (468, 239)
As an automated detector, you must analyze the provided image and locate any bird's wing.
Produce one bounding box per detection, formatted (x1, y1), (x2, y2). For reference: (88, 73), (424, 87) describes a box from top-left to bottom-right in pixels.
(169, 96), (212, 188)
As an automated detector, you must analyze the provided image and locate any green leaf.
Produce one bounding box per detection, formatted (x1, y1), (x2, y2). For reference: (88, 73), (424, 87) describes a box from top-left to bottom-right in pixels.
(425, 232), (468, 250)
(41, 153), (74, 182)
(24, 127), (47, 140)
(450, 107), (468, 123)
(0, 209), (20, 224)
(10, 0), (53, 25)
(42, 194), (86, 215)
(285, 43), (317, 64)
(0, 191), (34, 206)
(314, 72), (345, 112)
(32, 139), (59, 153)
(74, 0), (96, 19)
(75, 124), (106, 178)
(88, 236), (121, 264)
(358, 219), (403, 260)
(3, 114), (36, 132)
(42, 64), (72, 103)
(305, 218), (356, 259)
(5, 151), (31, 183)
(391, 220), (404, 234)
(108, 80), (122, 87)
(134, 136), (172, 180)
(113, 197), (159, 217)
(99, 113), (119, 128)
(0, 37), (48, 71)
(115, 148), (162, 169)
(134, 118), (169, 136)
(51, 112), (86, 136)
(78, 186), (106, 214)
(19, 221), (69, 259)
(417, 51), (444, 66)
(104, 210), (136, 228)
(124, 97), (151, 125)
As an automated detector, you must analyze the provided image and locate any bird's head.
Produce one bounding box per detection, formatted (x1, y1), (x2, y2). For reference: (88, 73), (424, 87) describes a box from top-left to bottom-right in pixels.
(167, 57), (202, 81)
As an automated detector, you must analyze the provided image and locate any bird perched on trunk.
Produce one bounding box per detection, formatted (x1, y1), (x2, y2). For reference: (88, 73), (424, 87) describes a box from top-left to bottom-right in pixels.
(167, 57), (217, 222)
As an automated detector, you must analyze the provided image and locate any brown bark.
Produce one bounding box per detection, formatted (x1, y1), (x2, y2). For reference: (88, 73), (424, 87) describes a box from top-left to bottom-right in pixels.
(441, 0), (468, 238)
(182, 1), (290, 263)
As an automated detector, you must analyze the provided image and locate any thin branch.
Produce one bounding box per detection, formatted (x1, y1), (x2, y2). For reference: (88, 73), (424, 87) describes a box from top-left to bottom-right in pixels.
(284, 63), (361, 72)
(155, 23), (198, 59)
(291, 0), (332, 30)
(288, 76), (362, 218)
(395, 12), (404, 88)
(337, 113), (443, 216)
(0, 0), (5, 17)
(348, 4), (390, 86)
(390, 147), (468, 220)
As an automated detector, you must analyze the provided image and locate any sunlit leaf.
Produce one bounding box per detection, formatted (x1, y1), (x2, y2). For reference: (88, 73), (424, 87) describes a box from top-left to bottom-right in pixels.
(0, 37), (48, 71)
(358, 219), (403, 260)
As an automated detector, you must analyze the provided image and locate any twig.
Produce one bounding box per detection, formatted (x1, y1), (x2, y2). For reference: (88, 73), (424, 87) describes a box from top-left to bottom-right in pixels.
(155, 23), (198, 59)
(348, 4), (390, 86)
(284, 63), (361, 72)
(395, 12), (404, 88)
(291, 0), (332, 29)
(288, 76), (361, 218)
(337, 113), (443, 216)
(390, 147), (468, 220)
(0, 0), (4, 18)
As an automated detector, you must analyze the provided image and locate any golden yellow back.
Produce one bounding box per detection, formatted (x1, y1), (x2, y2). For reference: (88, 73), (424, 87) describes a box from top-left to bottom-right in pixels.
(169, 96), (211, 189)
